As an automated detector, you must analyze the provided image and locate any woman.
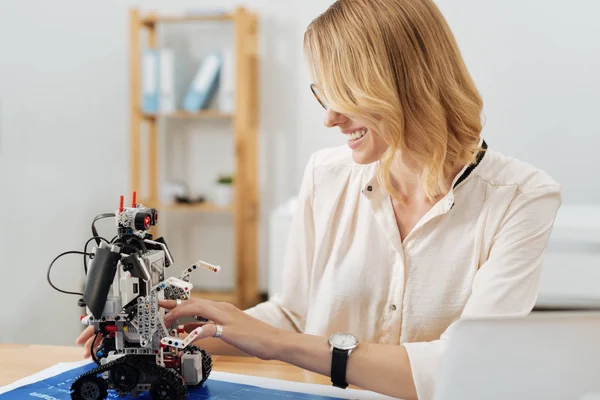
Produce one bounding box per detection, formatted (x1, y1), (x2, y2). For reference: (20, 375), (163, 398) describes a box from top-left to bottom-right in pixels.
(78, 0), (561, 398)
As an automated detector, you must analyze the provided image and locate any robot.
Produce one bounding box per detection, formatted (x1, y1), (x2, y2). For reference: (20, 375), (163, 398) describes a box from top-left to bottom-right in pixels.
(52, 193), (218, 400)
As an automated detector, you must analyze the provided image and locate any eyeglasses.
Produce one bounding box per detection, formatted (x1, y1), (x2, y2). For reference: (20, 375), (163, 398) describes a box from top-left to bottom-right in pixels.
(310, 83), (328, 110)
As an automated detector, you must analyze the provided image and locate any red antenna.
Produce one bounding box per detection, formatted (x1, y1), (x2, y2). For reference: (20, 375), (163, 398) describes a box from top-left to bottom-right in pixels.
(132, 191), (137, 208)
(119, 195), (124, 213)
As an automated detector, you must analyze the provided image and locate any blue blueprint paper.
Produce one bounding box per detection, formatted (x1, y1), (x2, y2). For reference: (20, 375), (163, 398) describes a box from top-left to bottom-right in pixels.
(0, 362), (345, 399)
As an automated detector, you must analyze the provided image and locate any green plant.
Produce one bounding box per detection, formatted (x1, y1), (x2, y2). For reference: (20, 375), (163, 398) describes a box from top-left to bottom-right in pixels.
(217, 175), (234, 185)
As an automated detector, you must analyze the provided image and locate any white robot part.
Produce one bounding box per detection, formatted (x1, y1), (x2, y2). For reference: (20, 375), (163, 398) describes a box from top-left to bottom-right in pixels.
(160, 327), (203, 349)
(196, 260), (221, 273)
(141, 251), (164, 283)
(138, 294), (159, 348)
(182, 352), (204, 385)
(144, 239), (174, 266)
(133, 255), (152, 282)
(101, 296), (122, 317)
(123, 324), (141, 342)
(119, 275), (140, 307)
(179, 260), (221, 282)
(156, 277), (194, 300)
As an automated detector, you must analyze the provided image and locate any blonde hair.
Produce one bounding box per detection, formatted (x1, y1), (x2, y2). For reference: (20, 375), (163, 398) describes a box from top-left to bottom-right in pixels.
(304, 0), (483, 202)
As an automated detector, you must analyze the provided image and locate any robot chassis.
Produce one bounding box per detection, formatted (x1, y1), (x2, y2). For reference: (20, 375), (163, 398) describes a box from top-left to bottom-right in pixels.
(53, 193), (219, 400)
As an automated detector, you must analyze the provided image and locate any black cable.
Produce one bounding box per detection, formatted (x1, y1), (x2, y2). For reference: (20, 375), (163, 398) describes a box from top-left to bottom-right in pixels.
(47, 251), (93, 296)
(92, 213), (115, 246)
(91, 330), (101, 366)
(113, 242), (141, 255)
(83, 236), (110, 275)
(112, 234), (145, 255)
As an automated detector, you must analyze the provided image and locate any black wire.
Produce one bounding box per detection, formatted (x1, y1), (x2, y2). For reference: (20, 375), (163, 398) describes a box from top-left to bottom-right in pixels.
(83, 236), (110, 275)
(47, 251), (93, 296)
(113, 242), (141, 255)
(112, 234), (144, 255)
(92, 213), (115, 246)
(91, 330), (101, 365)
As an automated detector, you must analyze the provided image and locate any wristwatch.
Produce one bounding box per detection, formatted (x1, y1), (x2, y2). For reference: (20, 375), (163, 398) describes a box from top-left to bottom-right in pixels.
(328, 332), (359, 389)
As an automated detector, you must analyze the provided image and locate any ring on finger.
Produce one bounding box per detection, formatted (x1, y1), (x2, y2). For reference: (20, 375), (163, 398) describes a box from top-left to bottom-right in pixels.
(214, 324), (223, 339)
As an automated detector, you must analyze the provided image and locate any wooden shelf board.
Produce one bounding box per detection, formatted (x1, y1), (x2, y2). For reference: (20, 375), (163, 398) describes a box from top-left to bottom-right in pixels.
(189, 289), (237, 304)
(143, 110), (234, 120)
(131, 7), (259, 310)
(142, 14), (234, 26)
(159, 202), (233, 213)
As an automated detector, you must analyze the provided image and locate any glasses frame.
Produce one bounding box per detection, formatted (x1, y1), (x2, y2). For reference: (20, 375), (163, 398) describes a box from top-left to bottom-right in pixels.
(310, 83), (328, 110)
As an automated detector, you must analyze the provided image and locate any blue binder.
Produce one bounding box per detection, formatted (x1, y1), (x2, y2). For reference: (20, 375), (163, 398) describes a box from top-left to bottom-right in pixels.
(141, 49), (159, 114)
(182, 52), (222, 112)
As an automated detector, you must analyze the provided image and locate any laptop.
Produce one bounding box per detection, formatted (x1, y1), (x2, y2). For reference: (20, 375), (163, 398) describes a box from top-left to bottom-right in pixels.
(533, 294), (600, 312)
(434, 312), (600, 400)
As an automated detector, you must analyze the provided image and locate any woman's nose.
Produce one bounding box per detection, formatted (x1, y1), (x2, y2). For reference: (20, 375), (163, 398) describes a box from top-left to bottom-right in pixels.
(324, 108), (348, 128)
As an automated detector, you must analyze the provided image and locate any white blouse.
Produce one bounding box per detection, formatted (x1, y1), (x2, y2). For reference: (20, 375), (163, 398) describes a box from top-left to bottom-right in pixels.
(246, 141), (561, 400)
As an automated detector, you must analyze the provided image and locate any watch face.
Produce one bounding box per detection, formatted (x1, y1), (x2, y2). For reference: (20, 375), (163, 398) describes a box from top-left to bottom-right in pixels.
(329, 333), (358, 350)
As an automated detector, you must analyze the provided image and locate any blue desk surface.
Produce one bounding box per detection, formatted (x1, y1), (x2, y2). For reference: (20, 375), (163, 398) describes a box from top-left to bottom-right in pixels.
(0, 362), (345, 400)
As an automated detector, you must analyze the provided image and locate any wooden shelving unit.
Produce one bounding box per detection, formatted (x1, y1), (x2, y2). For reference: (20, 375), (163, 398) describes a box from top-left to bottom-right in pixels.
(129, 7), (260, 309)
(160, 202), (234, 213)
(142, 110), (234, 120)
(142, 13), (235, 26)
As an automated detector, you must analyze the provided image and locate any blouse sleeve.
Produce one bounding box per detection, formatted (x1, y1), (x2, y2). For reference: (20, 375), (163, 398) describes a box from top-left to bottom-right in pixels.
(403, 183), (562, 400)
(244, 153), (317, 333)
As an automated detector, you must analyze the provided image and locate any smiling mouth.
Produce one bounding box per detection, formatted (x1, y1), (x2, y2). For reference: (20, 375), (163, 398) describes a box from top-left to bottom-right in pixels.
(344, 129), (368, 141)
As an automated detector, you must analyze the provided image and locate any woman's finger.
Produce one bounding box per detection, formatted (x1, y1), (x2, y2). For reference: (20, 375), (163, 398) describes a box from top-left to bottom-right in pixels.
(83, 337), (91, 358)
(75, 326), (94, 346)
(83, 330), (104, 359)
(191, 324), (217, 340)
(163, 300), (219, 326)
(159, 299), (201, 321)
(163, 305), (196, 326)
(159, 298), (205, 310)
(183, 322), (210, 333)
(158, 299), (181, 310)
(83, 335), (95, 358)
(160, 300), (198, 326)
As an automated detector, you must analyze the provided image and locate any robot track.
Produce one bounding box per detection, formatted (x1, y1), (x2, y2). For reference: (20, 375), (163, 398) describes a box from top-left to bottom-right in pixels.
(70, 354), (187, 400)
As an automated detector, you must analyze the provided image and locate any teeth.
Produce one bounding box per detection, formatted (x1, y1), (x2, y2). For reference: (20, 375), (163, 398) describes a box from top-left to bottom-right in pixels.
(347, 129), (367, 141)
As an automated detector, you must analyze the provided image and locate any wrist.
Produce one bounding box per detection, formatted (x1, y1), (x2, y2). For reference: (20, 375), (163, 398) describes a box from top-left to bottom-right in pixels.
(270, 329), (297, 361)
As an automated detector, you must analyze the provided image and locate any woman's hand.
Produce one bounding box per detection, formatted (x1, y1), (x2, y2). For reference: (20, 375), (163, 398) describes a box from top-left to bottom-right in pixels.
(74, 299), (277, 360)
(75, 325), (102, 359)
(160, 298), (284, 360)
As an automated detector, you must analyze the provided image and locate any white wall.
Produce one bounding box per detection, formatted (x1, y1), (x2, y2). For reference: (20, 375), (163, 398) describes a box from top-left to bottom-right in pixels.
(0, 0), (598, 346)
(436, 0), (600, 204)
(0, 1), (130, 344)
(0, 0), (337, 346)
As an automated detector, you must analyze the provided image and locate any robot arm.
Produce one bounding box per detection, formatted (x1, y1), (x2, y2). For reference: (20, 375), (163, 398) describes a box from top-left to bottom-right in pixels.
(155, 260), (221, 301)
(178, 260), (221, 282)
(144, 239), (174, 267)
(160, 327), (204, 350)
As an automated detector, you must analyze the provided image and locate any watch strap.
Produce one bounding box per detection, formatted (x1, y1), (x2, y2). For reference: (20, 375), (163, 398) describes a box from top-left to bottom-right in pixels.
(331, 347), (349, 389)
